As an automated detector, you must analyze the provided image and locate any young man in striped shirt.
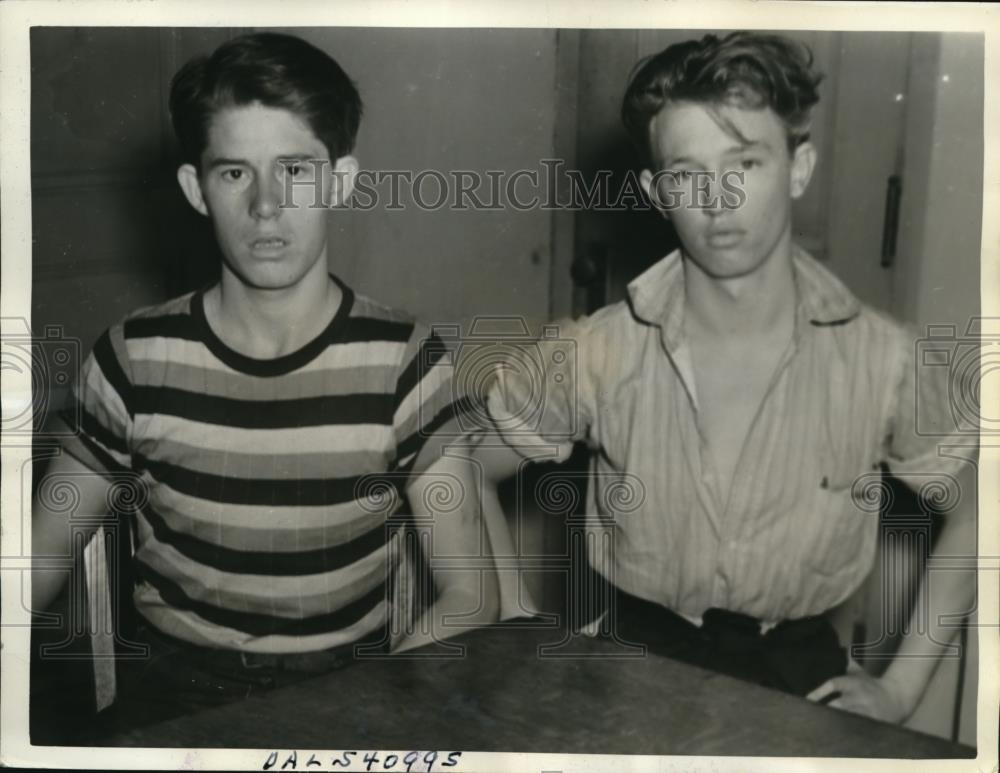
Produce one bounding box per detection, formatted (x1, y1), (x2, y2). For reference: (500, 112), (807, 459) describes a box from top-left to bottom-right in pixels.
(31, 32), (497, 729)
(480, 32), (977, 724)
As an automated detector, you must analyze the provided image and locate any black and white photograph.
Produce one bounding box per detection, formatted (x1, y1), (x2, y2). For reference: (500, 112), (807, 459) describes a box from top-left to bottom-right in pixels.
(1, 1), (997, 770)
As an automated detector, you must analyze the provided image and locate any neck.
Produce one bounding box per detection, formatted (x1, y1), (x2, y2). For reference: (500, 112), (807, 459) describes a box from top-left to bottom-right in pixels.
(683, 235), (796, 338)
(208, 259), (342, 359)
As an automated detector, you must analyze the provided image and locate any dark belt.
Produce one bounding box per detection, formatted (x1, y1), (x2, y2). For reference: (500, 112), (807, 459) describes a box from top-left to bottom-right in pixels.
(134, 619), (390, 689)
(608, 586), (847, 695)
(100, 619), (395, 736)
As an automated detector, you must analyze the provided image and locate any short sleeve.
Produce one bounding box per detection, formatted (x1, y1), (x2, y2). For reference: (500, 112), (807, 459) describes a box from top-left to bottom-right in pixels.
(884, 324), (979, 485)
(485, 315), (597, 463)
(56, 324), (135, 475)
(391, 323), (475, 478)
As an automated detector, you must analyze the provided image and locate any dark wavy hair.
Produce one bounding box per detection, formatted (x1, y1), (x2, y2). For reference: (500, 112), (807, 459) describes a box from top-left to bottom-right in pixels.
(622, 32), (823, 165)
(169, 32), (363, 167)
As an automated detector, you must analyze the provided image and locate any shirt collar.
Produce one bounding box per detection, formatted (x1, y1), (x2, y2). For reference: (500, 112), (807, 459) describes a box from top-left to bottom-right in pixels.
(627, 244), (861, 351)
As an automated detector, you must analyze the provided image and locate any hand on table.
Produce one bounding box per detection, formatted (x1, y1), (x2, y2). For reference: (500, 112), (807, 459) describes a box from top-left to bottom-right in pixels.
(806, 661), (914, 724)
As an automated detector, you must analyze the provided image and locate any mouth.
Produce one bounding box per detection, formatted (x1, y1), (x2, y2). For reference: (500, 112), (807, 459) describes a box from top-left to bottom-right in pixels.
(706, 229), (745, 248)
(249, 236), (290, 254)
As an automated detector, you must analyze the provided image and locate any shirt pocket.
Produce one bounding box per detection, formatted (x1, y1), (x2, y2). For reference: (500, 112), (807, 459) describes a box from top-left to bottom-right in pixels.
(804, 475), (878, 582)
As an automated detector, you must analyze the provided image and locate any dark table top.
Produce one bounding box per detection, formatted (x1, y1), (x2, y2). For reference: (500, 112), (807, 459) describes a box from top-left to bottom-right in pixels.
(104, 621), (975, 758)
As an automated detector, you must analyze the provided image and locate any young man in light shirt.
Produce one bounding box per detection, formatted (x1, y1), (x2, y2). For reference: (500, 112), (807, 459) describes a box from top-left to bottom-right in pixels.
(480, 31), (977, 723)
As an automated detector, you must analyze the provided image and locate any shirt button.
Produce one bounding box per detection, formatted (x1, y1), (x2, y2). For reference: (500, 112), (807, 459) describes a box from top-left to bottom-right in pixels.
(714, 571), (728, 591)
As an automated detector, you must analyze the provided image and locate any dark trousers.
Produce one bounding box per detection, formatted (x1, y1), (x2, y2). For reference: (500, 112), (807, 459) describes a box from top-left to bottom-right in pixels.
(596, 582), (847, 696)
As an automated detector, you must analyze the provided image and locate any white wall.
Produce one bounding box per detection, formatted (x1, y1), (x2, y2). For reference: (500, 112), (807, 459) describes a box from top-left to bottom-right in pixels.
(895, 34), (983, 330)
(893, 33), (984, 747)
(289, 27), (559, 328)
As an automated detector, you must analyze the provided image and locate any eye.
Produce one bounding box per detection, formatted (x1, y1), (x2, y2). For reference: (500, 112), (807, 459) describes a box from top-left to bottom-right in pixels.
(221, 168), (247, 182)
(740, 158), (761, 171)
(279, 160), (314, 179)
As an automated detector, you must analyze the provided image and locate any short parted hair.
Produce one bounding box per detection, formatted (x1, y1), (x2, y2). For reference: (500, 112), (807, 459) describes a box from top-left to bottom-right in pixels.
(621, 32), (823, 165)
(169, 32), (363, 167)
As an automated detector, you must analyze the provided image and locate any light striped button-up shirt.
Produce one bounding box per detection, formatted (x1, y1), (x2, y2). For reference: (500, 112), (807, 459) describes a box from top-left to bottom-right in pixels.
(488, 246), (974, 623)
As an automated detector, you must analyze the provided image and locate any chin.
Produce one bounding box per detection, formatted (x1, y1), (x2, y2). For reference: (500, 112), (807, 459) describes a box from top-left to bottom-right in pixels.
(687, 254), (760, 280)
(225, 262), (304, 291)
(710, 263), (764, 280)
(697, 241), (779, 276)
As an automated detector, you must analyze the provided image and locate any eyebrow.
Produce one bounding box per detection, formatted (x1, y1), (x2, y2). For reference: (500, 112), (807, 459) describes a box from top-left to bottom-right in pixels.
(205, 153), (320, 169)
(276, 154), (322, 163)
(205, 157), (248, 170)
(664, 140), (771, 167)
(724, 140), (771, 154)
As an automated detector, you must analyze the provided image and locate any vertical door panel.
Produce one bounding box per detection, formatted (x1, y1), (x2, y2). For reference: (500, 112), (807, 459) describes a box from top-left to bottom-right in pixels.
(824, 32), (911, 312)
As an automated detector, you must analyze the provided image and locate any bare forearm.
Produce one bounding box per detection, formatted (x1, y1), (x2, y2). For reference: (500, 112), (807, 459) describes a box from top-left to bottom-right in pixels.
(30, 452), (111, 613)
(397, 454), (500, 652)
(31, 507), (83, 613)
(881, 514), (976, 714)
(396, 580), (498, 652)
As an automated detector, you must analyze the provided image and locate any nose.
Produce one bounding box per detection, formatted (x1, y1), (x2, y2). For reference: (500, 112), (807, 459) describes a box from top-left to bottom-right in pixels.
(697, 170), (725, 216)
(250, 175), (281, 220)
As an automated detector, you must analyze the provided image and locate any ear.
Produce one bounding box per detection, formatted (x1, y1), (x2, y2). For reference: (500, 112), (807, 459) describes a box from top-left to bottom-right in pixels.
(789, 141), (817, 200)
(177, 164), (209, 216)
(327, 155), (359, 207)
